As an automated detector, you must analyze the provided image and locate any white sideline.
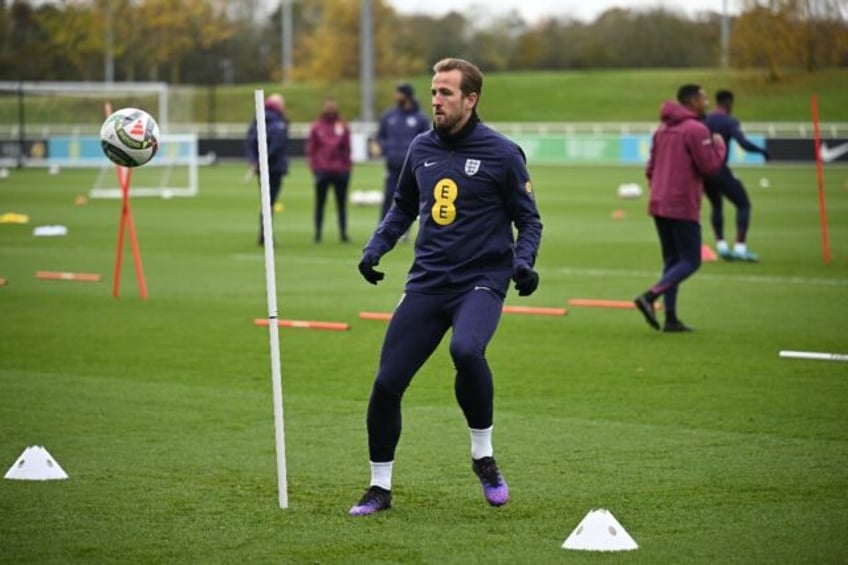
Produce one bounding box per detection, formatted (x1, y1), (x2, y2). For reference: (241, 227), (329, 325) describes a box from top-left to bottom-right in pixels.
(229, 255), (848, 288)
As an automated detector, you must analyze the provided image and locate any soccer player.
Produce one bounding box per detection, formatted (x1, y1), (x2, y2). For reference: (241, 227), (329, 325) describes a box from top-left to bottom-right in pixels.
(704, 89), (769, 261)
(350, 58), (543, 516)
(634, 84), (726, 332)
(245, 94), (289, 246)
(376, 83), (430, 221)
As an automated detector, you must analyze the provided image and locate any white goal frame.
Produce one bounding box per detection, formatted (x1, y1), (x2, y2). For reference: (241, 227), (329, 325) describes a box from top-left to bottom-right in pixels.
(89, 133), (201, 199)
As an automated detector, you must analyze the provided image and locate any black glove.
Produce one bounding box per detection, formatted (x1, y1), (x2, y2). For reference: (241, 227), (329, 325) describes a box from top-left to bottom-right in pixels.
(762, 150), (770, 162)
(513, 265), (539, 296)
(358, 254), (384, 285)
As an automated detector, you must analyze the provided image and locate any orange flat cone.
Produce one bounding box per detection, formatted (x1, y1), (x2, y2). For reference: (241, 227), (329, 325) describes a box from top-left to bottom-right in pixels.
(701, 244), (718, 262)
(568, 298), (663, 311)
(359, 311), (393, 321)
(254, 318), (350, 331)
(502, 306), (567, 316)
(35, 271), (101, 282)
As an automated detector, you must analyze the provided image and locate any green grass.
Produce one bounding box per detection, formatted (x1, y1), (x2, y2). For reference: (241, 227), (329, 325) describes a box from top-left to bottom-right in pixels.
(481, 68), (848, 122)
(1, 161), (847, 563)
(3, 68), (848, 125)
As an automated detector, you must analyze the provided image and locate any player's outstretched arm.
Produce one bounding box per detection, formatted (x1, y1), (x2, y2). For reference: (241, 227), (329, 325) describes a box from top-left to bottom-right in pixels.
(732, 125), (768, 160)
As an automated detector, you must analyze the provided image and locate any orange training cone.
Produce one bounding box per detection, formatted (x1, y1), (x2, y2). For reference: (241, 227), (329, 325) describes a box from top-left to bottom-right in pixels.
(701, 244), (718, 262)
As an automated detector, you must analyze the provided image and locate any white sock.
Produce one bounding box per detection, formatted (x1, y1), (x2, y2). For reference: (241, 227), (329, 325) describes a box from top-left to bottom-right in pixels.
(716, 240), (728, 253)
(734, 242), (747, 254)
(470, 426), (493, 460)
(370, 461), (393, 491)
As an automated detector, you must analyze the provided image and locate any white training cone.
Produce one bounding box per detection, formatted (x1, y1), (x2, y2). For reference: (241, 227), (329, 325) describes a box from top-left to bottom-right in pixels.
(4, 445), (68, 480)
(562, 508), (638, 551)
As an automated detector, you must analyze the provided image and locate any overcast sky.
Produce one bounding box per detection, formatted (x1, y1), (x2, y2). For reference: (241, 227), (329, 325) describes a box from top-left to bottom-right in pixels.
(384, 0), (735, 23)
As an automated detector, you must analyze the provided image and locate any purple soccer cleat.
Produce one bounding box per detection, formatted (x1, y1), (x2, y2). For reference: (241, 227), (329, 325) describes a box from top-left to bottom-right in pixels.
(472, 456), (509, 507)
(348, 485), (392, 516)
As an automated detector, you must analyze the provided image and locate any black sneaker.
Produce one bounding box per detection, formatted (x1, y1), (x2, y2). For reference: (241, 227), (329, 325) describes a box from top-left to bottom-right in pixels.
(472, 457), (509, 507)
(348, 485), (392, 516)
(663, 320), (694, 333)
(634, 294), (660, 330)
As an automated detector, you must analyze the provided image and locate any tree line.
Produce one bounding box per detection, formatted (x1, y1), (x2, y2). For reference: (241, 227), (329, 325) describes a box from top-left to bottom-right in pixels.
(1, 0), (846, 85)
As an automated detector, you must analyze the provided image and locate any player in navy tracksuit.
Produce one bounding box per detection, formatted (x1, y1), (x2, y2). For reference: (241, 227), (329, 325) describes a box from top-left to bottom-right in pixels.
(350, 58), (543, 517)
(704, 90), (769, 262)
(376, 83), (431, 221)
(245, 94), (289, 246)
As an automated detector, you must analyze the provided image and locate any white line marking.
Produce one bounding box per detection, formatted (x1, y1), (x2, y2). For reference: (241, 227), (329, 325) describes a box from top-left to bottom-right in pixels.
(553, 266), (848, 287)
(230, 255), (848, 287)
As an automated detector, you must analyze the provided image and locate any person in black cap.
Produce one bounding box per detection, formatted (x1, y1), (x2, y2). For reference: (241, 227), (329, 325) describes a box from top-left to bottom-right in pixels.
(375, 82), (430, 221)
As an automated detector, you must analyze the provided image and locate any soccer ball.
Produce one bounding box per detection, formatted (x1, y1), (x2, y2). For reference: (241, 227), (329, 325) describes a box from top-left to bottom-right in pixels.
(99, 107), (160, 167)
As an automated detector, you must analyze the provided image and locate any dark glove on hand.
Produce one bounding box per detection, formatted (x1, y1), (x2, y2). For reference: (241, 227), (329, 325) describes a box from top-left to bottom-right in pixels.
(513, 266), (539, 297)
(358, 254), (384, 285)
(762, 150), (770, 162)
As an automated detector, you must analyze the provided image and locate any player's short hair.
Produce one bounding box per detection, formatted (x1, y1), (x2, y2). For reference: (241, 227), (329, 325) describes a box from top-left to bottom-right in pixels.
(677, 84), (702, 104)
(716, 89), (734, 105)
(433, 58), (483, 102)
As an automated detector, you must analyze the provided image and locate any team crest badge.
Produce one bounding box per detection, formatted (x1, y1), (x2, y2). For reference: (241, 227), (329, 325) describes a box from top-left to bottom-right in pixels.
(464, 159), (481, 176)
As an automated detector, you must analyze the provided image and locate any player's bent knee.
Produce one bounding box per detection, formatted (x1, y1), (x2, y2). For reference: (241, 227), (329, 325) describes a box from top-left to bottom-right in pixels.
(372, 373), (408, 400)
(449, 340), (485, 368)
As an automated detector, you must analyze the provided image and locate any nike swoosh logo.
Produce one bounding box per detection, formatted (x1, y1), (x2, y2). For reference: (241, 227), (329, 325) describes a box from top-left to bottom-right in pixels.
(424, 161), (437, 167)
(820, 141), (848, 163)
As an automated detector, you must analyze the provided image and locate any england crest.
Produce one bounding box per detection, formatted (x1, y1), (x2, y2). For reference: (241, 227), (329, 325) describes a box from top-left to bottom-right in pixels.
(464, 159), (481, 176)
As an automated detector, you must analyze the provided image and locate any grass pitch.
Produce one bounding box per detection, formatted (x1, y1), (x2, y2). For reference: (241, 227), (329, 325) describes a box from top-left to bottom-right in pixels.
(1, 161), (847, 563)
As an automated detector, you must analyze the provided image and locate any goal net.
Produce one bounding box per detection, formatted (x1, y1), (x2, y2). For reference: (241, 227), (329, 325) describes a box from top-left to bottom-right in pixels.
(0, 81), (208, 198)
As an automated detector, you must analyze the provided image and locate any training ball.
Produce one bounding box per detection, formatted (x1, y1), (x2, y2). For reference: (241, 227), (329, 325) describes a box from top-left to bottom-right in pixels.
(100, 107), (160, 167)
(617, 183), (643, 199)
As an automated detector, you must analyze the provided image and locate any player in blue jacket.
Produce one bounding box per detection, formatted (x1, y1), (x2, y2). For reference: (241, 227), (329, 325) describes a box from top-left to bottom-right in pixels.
(349, 58), (543, 517)
(376, 83), (430, 221)
(704, 89), (768, 261)
(245, 94), (289, 246)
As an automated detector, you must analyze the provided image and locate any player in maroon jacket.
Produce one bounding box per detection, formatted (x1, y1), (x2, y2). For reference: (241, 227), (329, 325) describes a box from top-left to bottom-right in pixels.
(634, 84), (726, 332)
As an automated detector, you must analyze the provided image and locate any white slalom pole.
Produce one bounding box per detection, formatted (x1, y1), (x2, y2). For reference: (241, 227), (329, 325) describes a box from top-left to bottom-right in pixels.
(254, 89), (288, 509)
(779, 350), (848, 362)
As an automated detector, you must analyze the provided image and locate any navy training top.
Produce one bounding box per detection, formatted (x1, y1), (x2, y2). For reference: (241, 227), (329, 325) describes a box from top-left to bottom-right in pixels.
(245, 107), (289, 175)
(376, 101), (431, 170)
(705, 108), (767, 165)
(363, 114), (543, 296)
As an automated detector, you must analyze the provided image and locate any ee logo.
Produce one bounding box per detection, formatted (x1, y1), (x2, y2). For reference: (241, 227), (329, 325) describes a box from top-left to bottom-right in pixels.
(431, 179), (458, 226)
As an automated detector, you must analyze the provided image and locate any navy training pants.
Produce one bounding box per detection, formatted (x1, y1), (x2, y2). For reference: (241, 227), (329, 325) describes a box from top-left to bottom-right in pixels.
(257, 170), (284, 244)
(703, 167), (752, 243)
(314, 171), (350, 241)
(366, 288), (504, 462)
(650, 216), (701, 315)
